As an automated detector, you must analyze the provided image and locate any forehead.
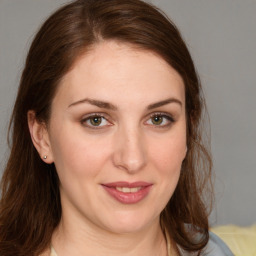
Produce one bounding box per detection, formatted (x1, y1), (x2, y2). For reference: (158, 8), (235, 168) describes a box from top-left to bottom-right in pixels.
(54, 41), (185, 107)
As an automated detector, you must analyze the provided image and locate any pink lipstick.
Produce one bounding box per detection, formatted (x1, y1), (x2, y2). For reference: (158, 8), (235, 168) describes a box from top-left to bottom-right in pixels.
(102, 181), (152, 204)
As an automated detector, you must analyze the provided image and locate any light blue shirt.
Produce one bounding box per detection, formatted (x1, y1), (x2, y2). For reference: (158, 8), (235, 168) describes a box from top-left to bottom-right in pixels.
(179, 232), (234, 256)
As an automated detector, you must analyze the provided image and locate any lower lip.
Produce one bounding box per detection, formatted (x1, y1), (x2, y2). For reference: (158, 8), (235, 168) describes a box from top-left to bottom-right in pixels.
(102, 185), (152, 204)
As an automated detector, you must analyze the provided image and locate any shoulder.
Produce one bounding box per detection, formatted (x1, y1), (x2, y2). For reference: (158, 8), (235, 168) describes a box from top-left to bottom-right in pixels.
(201, 231), (234, 256)
(177, 231), (234, 256)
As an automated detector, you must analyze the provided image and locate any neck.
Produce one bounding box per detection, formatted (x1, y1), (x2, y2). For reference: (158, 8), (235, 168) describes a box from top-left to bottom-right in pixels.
(51, 215), (168, 256)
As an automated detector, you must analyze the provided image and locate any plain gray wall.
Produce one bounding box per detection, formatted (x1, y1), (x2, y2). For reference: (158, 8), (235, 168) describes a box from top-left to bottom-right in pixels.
(0, 0), (255, 226)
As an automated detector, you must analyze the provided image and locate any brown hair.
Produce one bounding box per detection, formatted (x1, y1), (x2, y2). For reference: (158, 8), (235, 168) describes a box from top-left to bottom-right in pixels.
(0, 0), (212, 255)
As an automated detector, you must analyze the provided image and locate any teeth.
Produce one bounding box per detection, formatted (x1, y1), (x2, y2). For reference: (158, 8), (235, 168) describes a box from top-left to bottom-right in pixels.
(116, 187), (142, 193)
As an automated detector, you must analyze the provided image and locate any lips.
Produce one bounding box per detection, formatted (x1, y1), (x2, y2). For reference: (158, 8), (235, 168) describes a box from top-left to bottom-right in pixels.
(102, 181), (152, 204)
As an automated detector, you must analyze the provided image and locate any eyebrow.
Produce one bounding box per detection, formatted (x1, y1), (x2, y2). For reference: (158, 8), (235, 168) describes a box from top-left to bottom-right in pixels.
(68, 98), (118, 110)
(147, 98), (182, 110)
(68, 97), (182, 110)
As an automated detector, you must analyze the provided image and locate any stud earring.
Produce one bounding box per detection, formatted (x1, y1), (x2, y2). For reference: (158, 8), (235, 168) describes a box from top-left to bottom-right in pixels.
(43, 155), (47, 160)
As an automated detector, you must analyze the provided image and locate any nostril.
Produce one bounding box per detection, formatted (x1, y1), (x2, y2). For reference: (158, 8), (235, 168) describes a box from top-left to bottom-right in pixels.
(112, 128), (146, 173)
(112, 144), (146, 173)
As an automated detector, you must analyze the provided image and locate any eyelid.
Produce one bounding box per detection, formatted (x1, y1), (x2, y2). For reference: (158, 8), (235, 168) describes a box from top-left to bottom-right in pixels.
(79, 111), (176, 129)
(145, 112), (175, 127)
(80, 112), (113, 128)
(149, 112), (175, 121)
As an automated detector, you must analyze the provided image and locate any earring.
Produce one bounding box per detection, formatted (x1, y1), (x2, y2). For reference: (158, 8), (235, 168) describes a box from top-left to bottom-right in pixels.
(43, 155), (47, 160)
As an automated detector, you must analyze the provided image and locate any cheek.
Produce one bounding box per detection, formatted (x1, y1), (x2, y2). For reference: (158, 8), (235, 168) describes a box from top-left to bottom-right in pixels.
(49, 125), (111, 178)
(149, 132), (187, 174)
(147, 132), (186, 214)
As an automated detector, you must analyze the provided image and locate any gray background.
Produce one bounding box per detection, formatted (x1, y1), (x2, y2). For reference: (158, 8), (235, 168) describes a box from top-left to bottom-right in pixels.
(0, 0), (255, 226)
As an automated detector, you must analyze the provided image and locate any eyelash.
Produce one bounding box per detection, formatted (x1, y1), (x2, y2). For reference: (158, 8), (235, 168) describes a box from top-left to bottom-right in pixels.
(146, 112), (175, 128)
(80, 112), (175, 129)
(80, 113), (112, 129)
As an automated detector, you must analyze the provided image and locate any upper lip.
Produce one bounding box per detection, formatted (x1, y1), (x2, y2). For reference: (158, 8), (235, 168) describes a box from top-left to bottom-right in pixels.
(102, 181), (152, 188)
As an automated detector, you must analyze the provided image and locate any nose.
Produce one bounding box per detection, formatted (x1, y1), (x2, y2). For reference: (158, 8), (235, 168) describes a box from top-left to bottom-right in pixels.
(112, 126), (147, 173)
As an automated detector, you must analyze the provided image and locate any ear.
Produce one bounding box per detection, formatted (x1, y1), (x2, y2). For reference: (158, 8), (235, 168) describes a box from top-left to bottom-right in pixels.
(27, 110), (54, 164)
(182, 145), (188, 161)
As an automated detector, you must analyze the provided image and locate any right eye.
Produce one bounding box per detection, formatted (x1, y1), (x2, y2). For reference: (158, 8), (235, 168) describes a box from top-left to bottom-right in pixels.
(81, 114), (111, 128)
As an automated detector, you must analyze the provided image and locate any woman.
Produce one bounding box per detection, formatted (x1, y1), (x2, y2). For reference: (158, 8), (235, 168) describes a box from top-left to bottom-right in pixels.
(0, 0), (233, 255)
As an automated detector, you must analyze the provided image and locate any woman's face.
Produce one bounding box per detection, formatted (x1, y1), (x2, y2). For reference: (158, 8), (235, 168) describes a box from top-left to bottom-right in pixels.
(46, 41), (187, 234)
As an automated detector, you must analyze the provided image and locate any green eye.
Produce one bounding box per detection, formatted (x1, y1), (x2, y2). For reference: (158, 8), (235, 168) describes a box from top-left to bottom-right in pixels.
(151, 115), (163, 125)
(145, 113), (174, 127)
(81, 114), (112, 129)
(89, 116), (102, 126)
(81, 114), (111, 129)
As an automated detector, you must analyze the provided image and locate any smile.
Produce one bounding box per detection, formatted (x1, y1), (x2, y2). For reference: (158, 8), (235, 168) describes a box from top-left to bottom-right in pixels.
(102, 182), (152, 204)
(116, 187), (142, 193)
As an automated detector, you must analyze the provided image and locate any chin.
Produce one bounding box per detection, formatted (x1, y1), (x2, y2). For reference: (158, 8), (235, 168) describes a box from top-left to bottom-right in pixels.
(102, 210), (157, 234)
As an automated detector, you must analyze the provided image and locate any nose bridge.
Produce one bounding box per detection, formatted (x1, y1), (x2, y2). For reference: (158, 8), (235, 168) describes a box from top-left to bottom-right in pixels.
(112, 123), (146, 173)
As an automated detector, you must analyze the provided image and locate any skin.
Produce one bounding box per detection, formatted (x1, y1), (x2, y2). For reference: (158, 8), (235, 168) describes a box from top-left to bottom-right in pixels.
(29, 41), (186, 256)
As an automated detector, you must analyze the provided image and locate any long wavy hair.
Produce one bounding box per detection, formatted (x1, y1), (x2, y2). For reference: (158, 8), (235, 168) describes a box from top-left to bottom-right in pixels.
(0, 0), (212, 255)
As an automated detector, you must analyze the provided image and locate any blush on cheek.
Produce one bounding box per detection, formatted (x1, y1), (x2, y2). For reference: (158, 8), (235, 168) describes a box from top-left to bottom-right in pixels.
(153, 143), (186, 166)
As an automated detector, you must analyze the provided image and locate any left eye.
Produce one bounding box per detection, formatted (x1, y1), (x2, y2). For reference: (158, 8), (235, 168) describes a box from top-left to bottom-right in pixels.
(81, 115), (110, 128)
(145, 114), (174, 127)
